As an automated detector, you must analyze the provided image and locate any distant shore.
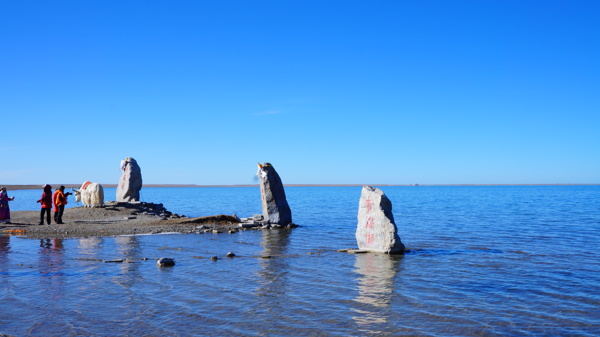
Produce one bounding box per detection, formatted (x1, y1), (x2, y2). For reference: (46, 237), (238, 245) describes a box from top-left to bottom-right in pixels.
(1, 183), (597, 190)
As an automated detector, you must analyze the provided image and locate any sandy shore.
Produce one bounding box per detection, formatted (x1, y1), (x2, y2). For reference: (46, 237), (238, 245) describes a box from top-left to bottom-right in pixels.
(1, 202), (254, 239)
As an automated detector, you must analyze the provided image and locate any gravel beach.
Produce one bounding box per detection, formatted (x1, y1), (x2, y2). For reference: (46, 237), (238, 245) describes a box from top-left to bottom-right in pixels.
(2, 202), (244, 239)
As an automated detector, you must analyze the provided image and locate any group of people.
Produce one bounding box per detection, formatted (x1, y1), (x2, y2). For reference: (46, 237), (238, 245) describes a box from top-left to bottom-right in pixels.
(0, 185), (71, 226)
(37, 184), (71, 225)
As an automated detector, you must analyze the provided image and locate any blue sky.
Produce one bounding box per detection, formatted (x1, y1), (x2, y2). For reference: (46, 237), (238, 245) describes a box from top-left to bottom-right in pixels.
(1, 1), (598, 185)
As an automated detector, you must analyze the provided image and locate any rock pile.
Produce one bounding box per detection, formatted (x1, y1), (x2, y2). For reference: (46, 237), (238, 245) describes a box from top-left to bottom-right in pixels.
(238, 214), (298, 229)
(104, 201), (186, 220)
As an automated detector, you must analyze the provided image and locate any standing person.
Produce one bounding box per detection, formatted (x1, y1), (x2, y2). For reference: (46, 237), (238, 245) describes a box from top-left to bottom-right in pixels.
(53, 186), (68, 224)
(37, 184), (53, 225)
(0, 187), (15, 224)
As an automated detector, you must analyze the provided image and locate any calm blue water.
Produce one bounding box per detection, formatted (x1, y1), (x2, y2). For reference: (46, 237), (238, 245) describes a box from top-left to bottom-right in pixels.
(1, 186), (599, 336)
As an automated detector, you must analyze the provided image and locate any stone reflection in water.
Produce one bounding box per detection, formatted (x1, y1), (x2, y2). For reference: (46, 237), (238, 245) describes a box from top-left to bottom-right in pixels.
(115, 236), (142, 269)
(352, 253), (400, 333)
(77, 237), (104, 256)
(255, 229), (292, 313)
(113, 236), (144, 290)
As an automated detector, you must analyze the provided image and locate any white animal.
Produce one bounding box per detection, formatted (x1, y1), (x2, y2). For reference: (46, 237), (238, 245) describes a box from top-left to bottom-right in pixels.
(74, 181), (105, 207)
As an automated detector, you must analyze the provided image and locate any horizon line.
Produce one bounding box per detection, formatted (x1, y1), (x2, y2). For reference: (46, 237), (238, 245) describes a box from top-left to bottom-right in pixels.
(2, 183), (598, 190)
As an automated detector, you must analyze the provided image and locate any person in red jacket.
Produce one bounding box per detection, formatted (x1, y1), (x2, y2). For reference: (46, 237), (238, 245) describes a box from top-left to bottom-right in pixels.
(37, 184), (53, 225)
(53, 186), (68, 224)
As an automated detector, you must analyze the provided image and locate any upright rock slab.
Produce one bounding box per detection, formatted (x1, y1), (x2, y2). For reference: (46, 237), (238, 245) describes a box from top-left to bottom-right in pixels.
(116, 157), (143, 202)
(257, 162), (292, 225)
(356, 186), (405, 254)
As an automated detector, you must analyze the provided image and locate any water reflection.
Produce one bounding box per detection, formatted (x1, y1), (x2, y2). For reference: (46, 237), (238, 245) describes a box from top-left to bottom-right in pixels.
(352, 253), (401, 333)
(0, 235), (10, 274)
(77, 237), (104, 255)
(255, 229), (292, 314)
(0, 235), (10, 257)
(0, 235), (9, 299)
(38, 239), (65, 301)
(115, 236), (142, 275)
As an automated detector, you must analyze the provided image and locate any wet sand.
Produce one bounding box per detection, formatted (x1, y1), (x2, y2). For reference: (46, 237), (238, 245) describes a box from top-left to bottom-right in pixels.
(2, 202), (244, 239)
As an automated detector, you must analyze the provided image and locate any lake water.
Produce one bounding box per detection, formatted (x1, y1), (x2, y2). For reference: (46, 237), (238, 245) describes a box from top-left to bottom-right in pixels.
(1, 185), (599, 336)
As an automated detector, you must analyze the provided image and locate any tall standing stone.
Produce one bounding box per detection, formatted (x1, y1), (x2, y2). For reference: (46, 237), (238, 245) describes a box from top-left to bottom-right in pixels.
(257, 162), (292, 225)
(356, 186), (405, 254)
(116, 157), (143, 202)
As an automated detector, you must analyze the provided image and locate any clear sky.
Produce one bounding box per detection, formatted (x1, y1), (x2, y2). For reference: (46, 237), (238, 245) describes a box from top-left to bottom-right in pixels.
(1, 1), (598, 185)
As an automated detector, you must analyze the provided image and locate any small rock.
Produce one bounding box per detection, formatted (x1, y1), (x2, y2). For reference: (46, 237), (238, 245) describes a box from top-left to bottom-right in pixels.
(347, 249), (368, 254)
(156, 257), (175, 267)
(211, 256), (219, 261)
(226, 252), (236, 258)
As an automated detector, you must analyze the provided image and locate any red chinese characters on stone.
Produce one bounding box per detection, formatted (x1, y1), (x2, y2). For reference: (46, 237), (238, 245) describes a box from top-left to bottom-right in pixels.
(119, 171), (128, 189)
(364, 199), (375, 245)
(365, 199), (372, 212)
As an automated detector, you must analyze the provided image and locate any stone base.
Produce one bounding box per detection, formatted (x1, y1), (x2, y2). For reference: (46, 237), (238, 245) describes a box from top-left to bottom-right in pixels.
(347, 249), (369, 254)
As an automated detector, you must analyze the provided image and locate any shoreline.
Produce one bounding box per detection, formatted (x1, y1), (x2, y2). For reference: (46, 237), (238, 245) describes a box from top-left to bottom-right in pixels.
(2, 203), (268, 240)
(2, 183), (598, 190)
